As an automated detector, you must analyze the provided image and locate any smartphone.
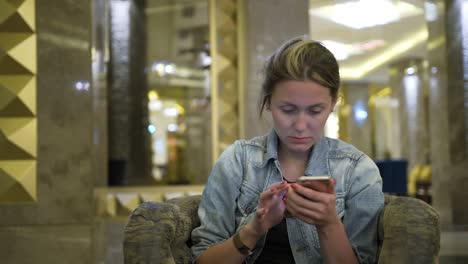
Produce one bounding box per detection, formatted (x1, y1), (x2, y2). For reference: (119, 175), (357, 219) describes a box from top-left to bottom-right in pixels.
(297, 175), (331, 184)
(297, 176), (332, 192)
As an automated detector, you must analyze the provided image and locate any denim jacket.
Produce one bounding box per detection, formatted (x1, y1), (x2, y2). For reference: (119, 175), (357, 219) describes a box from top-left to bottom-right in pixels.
(191, 130), (384, 263)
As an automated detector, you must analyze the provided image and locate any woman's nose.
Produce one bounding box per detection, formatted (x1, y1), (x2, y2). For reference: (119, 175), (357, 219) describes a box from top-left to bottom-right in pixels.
(294, 112), (308, 131)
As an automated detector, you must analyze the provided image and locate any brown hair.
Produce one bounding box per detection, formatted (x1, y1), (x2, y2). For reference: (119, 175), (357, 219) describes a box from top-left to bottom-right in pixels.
(259, 37), (340, 117)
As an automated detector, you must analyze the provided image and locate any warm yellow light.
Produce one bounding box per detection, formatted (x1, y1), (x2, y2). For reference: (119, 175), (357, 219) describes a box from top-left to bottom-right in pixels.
(148, 91), (159, 101)
(341, 28), (428, 80)
(309, 0), (422, 30)
(376, 87), (392, 97)
(369, 87), (392, 105)
(175, 103), (185, 115)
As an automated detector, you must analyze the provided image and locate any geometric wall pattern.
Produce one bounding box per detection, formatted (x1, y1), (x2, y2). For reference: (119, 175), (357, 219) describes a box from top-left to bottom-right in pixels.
(210, 0), (242, 160)
(0, 0), (37, 202)
(94, 186), (204, 218)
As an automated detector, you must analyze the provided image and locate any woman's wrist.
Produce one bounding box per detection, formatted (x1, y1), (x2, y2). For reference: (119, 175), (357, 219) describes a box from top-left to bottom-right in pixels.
(316, 216), (342, 238)
(239, 222), (265, 249)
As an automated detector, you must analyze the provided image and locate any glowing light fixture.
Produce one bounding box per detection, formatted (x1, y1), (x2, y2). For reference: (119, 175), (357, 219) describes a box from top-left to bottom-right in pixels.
(340, 28), (428, 80)
(151, 61), (177, 76)
(75, 81), (90, 91)
(321, 39), (386, 61)
(149, 100), (162, 111)
(424, 2), (438, 22)
(148, 90), (159, 101)
(164, 64), (175, 74)
(321, 40), (351, 60)
(163, 107), (178, 117)
(353, 100), (368, 125)
(405, 67), (416, 75)
(167, 123), (178, 132)
(148, 124), (156, 134)
(309, 0), (422, 29)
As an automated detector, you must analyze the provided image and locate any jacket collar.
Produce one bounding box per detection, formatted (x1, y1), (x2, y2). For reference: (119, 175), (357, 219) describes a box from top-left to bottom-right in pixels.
(262, 129), (330, 176)
(264, 129), (279, 162)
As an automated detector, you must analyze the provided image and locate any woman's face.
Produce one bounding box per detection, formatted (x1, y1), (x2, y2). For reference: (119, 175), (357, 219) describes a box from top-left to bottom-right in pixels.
(269, 80), (336, 157)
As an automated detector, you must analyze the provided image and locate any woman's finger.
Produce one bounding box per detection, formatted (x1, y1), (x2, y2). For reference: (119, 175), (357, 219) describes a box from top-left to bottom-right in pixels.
(327, 177), (337, 194)
(261, 181), (288, 200)
(290, 183), (326, 203)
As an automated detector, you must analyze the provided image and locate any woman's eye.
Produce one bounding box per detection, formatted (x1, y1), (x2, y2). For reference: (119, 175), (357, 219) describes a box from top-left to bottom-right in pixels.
(308, 109), (323, 115)
(281, 108), (296, 114)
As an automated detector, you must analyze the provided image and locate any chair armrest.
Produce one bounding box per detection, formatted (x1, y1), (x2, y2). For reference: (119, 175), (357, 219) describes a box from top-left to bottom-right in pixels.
(123, 195), (202, 264)
(378, 195), (440, 264)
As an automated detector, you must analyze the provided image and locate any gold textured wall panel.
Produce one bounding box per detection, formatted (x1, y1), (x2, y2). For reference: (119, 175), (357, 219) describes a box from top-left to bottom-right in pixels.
(210, 0), (244, 161)
(0, 0), (37, 202)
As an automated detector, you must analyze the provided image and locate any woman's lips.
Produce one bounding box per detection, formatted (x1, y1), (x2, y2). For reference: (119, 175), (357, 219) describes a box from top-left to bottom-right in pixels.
(289, 137), (311, 143)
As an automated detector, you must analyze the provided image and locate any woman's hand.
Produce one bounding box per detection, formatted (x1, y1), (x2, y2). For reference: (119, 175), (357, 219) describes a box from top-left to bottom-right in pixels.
(285, 178), (340, 228)
(244, 181), (289, 237)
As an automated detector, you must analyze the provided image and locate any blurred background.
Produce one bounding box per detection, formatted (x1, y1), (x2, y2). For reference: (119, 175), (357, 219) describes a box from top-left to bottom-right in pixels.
(0, 0), (467, 263)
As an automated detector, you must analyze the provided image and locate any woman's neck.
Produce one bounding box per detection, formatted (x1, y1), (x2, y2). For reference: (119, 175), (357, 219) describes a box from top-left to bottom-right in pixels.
(277, 144), (312, 182)
(278, 144), (311, 164)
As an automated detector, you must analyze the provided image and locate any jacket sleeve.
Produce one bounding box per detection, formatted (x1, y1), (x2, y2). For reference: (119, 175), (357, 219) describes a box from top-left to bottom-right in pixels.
(343, 154), (385, 264)
(190, 141), (244, 262)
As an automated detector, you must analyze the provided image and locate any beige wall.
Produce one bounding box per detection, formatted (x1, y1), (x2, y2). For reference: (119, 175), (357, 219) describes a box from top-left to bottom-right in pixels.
(243, 0), (309, 139)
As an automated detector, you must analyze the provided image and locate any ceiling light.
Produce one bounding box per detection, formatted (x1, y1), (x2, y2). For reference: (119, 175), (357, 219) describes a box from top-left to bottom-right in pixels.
(340, 28), (428, 79)
(149, 100), (162, 111)
(321, 39), (386, 61)
(321, 40), (351, 60)
(163, 107), (178, 117)
(405, 67), (416, 75)
(424, 2), (438, 22)
(309, 0), (422, 29)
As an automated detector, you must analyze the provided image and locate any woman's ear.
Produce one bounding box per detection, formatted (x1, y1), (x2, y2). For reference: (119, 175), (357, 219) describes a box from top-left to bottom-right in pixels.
(331, 99), (337, 112)
(264, 98), (272, 111)
(331, 94), (342, 112)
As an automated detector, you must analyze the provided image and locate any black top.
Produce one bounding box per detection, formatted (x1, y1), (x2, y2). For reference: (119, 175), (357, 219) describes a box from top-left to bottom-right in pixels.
(254, 218), (295, 263)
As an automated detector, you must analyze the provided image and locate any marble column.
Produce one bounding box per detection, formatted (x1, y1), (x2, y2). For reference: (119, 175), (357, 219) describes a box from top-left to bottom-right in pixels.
(0, 0), (105, 263)
(92, 0), (110, 187)
(108, 0), (151, 185)
(243, 0), (309, 139)
(426, 0), (468, 225)
(388, 59), (429, 174)
(341, 82), (373, 157)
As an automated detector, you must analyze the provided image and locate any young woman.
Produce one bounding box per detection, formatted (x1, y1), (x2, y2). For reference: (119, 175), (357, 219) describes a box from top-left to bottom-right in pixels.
(191, 37), (384, 264)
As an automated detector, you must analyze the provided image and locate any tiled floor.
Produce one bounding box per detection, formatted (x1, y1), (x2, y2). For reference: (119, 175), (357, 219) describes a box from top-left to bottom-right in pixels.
(439, 227), (468, 264)
(105, 221), (126, 264)
(440, 256), (468, 264)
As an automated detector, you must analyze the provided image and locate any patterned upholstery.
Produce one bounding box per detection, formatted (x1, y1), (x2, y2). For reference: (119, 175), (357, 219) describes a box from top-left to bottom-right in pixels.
(124, 194), (440, 264)
(377, 195), (440, 263)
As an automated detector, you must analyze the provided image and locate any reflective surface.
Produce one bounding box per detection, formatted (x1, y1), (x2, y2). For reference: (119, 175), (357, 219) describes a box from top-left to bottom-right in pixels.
(146, 0), (211, 184)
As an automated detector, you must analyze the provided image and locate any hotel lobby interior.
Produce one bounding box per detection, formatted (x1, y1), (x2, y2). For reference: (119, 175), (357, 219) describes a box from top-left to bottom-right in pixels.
(0, 0), (467, 263)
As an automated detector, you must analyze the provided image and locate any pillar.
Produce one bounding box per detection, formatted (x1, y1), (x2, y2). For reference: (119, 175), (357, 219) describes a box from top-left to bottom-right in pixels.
(388, 58), (429, 174)
(341, 82), (373, 157)
(243, 0), (309, 139)
(0, 0), (104, 263)
(108, 0), (151, 185)
(426, 0), (468, 225)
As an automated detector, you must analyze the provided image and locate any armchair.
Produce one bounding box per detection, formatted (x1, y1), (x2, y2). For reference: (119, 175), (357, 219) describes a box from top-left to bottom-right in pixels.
(124, 194), (440, 264)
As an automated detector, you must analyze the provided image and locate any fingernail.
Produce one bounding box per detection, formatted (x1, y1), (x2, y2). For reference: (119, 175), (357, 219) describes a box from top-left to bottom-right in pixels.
(291, 183), (298, 189)
(281, 180), (286, 185)
(332, 178), (336, 185)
